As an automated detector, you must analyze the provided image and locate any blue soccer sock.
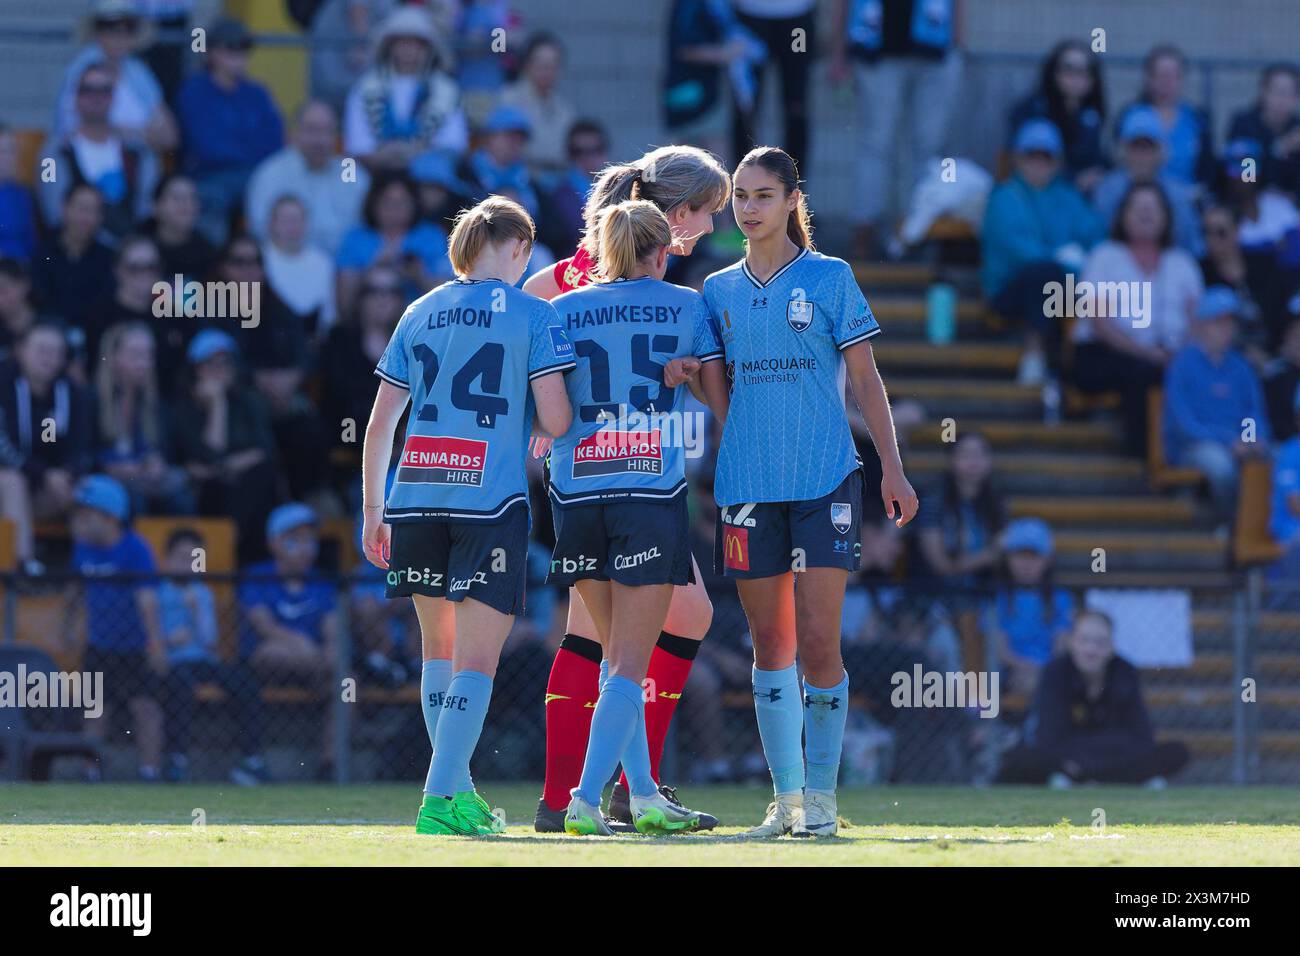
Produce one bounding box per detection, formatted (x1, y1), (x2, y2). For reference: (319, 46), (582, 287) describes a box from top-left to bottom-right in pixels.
(420, 659), (454, 795)
(426, 670), (493, 798)
(599, 660), (656, 798)
(753, 664), (805, 796)
(575, 675), (644, 807)
(803, 670), (849, 794)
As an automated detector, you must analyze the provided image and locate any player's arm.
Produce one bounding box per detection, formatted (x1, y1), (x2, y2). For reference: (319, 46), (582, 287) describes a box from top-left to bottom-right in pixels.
(696, 358), (729, 426)
(361, 380), (409, 569)
(843, 340), (918, 527)
(530, 371), (573, 438)
(523, 266), (562, 301)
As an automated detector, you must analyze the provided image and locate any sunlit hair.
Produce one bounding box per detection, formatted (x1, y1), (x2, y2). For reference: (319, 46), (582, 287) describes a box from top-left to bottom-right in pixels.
(735, 146), (814, 250)
(97, 321), (159, 450)
(580, 145), (730, 258)
(592, 200), (671, 282)
(446, 195), (534, 276)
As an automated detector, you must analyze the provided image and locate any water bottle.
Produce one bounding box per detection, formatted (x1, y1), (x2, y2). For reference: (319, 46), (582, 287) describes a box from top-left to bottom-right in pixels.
(1042, 379), (1061, 425)
(926, 282), (957, 344)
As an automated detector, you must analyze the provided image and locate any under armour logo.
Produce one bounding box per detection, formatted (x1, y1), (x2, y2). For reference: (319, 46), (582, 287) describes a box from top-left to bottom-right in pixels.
(752, 295), (768, 308)
(754, 688), (782, 702)
(805, 695), (841, 710)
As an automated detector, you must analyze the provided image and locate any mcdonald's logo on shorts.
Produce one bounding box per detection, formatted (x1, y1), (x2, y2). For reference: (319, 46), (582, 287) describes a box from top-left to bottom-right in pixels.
(723, 525), (750, 571)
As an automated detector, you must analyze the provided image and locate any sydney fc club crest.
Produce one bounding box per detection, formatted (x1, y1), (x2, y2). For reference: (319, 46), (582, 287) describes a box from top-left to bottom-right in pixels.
(830, 502), (852, 534)
(787, 298), (814, 332)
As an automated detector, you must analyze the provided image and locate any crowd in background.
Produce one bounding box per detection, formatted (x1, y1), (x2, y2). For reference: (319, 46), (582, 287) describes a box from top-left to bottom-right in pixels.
(2, 0), (1295, 787)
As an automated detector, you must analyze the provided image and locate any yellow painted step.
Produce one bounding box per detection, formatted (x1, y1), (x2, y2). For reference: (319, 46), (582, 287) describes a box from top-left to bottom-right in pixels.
(1008, 495), (1196, 524)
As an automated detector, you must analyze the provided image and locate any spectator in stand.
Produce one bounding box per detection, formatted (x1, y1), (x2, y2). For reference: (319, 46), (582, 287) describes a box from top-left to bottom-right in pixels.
(1265, 310), (1300, 441)
(997, 610), (1189, 786)
(246, 101), (368, 259)
(53, 0), (178, 154)
(980, 119), (1103, 385)
(1218, 138), (1300, 290)
(95, 321), (192, 515)
(985, 518), (1073, 699)
(158, 526), (269, 785)
(309, 0), (399, 112)
(239, 503), (340, 775)
(1007, 39), (1108, 195)
(0, 323), (96, 521)
(1071, 182), (1203, 457)
(1113, 45), (1217, 190)
(169, 330), (279, 562)
(42, 62), (160, 239)
(536, 120), (609, 257)
(177, 18), (284, 245)
(319, 263), (402, 450)
(1200, 203), (1287, 357)
(144, 174), (217, 285)
(410, 149), (475, 233)
(335, 172), (451, 315)
(500, 32), (577, 175)
(0, 259), (44, 364)
(1268, 383), (1300, 586)
(458, 105), (541, 217)
(830, 0), (961, 260)
(1093, 106), (1204, 257)
(1163, 286), (1271, 521)
(83, 235), (165, 381)
(1227, 63), (1300, 200)
(917, 431), (1006, 590)
(263, 195), (337, 340)
(68, 474), (166, 781)
(0, 124), (38, 261)
(30, 184), (116, 336)
(454, 0), (515, 126)
(728, 0), (815, 170)
(343, 5), (468, 173)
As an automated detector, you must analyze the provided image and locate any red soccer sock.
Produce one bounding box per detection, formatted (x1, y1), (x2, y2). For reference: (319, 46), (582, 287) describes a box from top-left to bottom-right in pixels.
(542, 634), (602, 811)
(620, 632), (699, 789)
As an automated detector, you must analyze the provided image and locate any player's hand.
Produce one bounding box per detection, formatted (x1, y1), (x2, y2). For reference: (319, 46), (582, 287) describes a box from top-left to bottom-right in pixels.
(529, 435), (554, 459)
(664, 356), (701, 388)
(881, 470), (919, 528)
(362, 513), (391, 570)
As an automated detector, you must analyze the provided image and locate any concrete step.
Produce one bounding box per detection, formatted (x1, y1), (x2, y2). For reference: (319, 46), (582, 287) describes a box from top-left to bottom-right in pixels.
(869, 298), (989, 339)
(878, 341), (1021, 376)
(905, 449), (1147, 495)
(1054, 530), (1228, 571)
(854, 262), (935, 290)
(907, 419), (1121, 452)
(893, 377), (1043, 418)
(1007, 494), (1200, 527)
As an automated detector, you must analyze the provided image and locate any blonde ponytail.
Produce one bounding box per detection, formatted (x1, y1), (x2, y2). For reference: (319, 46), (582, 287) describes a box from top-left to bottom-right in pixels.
(447, 195), (535, 275)
(593, 200), (672, 281)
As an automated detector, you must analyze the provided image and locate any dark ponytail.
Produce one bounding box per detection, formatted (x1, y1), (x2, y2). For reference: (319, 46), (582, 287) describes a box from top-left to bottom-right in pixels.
(736, 146), (814, 250)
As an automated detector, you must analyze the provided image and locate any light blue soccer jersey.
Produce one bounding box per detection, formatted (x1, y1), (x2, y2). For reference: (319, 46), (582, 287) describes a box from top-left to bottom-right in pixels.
(548, 277), (723, 506)
(702, 248), (880, 506)
(375, 277), (575, 521)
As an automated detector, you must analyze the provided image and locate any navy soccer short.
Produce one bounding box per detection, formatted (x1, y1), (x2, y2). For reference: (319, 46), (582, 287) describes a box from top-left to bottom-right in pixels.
(548, 495), (694, 587)
(714, 467), (865, 578)
(384, 504), (529, 616)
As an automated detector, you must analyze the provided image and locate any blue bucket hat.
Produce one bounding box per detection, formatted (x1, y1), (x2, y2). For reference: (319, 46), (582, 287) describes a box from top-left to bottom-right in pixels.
(266, 502), (318, 541)
(1002, 518), (1054, 556)
(1119, 106), (1166, 146)
(186, 328), (238, 365)
(482, 105), (532, 137)
(1013, 119), (1063, 157)
(74, 474), (130, 522)
(1197, 285), (1241, 321)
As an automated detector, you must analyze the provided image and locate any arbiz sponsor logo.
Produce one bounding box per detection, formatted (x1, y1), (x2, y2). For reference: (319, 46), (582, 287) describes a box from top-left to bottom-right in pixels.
(397, 435), (487, 486)
(614, 546), (661, 570)
(722, 525), (749, 571)
(551, 554), (599, 575)
(573, 429), (662, 478)
(386, 567), (444, 588)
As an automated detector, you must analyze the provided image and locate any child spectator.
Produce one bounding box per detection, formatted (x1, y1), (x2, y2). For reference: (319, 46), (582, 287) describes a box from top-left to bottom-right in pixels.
(343, 6), (468, 172)
(144, 174), (218, 285)
(30, 184), (116, 336)
(176, 18), (284, 244)
(500, 31), (578, 175)
(458, 105), (541, 217)
(1227, 63), (1300, 200)
(1163, 286), (1272, 521)
(95, 321), (192, 514)
(158, 527), (269, 785)
(917, 432), (1006, 590)
(997, 610), (1189, 786)
(1007, 39), (1109, 195)
(246, 101), (369, 258)
(0, 323), (96, 521)
(263, 195), (337, 340)
(0, 124), (38, 261)
(1093, 106), (1204, 257)
(41, 62), (160, 240)
(69, 474), (165, 781)
(53, 0), (178, 154)
(1113, 45), (1216, 189)
(308, 0), (398, 112)
(1071, 182), (1204, 457)
(985, 518), (1073, 698)
(981, 119), (1103, 385)
(335, 172), (451, 315)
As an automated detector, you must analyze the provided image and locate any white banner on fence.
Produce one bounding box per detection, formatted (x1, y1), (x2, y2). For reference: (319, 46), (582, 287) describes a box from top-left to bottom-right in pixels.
(1083, 588), (1194, 668)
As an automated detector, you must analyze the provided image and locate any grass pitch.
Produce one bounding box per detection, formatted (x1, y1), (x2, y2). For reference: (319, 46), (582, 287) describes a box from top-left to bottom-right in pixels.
(1, 783), (1297, 866)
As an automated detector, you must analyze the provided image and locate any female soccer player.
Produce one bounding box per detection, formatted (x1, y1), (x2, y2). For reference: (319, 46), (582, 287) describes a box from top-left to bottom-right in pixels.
(545, 199), (730, 835)
(361, 196), (575, 835)
(703, 147), (919, 837)
(523, 145), (732, 831)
